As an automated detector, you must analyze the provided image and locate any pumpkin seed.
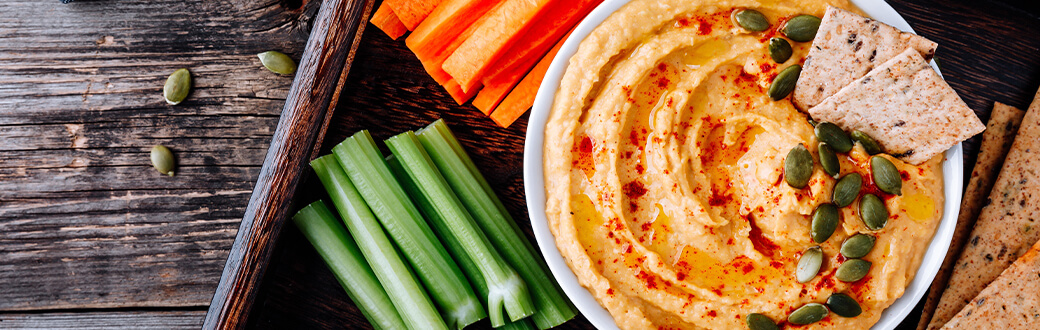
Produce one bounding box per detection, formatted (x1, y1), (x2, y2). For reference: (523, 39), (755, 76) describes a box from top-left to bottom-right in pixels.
(808, 118), (819, 127)
(768, 37), (793, 63)
(796, 246), (823, 283)
(784, 143), (813, 189)
(150, 145), (175, 176)
(782, 15), (822, 42)
(163, 68), (191, 105)
(840, 233), (876, 259)
(835, 259), (871, 282)
(768, 64), (801, 101)
(818, 142), (840, 178)
(811, 203), (839, 244)
(851, 130), (882, 155)
(871, 156), (903, 195)
(826, 293), (862, 317)
(258, 51), (297, 75)
(734, 9), (770, 32)
(832, 173), (862, 208)
(860, 194), (888, 230)
(814, 122), (852, 153)
(787, 303), (828, 325)
(746, 313), (779, 330)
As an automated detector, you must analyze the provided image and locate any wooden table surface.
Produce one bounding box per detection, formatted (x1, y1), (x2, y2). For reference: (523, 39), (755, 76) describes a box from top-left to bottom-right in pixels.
(0, 0), (1037, 328)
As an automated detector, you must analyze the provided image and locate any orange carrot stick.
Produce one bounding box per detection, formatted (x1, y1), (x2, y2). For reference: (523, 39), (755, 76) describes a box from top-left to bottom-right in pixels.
(370, 3), (409, 40)
(471, 74), (520, 115)
(444, 79), (482, 105)
(407, 0), (501, 86)
(489, 31), (568, 128)
(441, 0), (554, 93)
(383, 0), (443, 31)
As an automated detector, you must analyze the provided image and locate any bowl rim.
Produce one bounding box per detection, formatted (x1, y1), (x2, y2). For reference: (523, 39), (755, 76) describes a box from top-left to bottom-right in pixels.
(523, 1), (963, 329)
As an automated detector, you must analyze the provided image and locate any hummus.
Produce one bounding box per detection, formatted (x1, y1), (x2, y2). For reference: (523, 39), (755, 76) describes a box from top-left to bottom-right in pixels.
(542, 0), (945, 328)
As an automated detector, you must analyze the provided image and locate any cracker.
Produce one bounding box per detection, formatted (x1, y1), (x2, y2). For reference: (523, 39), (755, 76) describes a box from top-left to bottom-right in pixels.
(807, 48), (985, 165)
(918, 102), (1026, 330)
(927, 86), (1040, 329)
(940, 239), (1040, 329)
(793, 6), (938, 110)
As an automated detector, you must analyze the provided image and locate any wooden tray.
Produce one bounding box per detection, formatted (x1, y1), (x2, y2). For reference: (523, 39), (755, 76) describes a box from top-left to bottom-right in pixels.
(204, 0), (1040, 329)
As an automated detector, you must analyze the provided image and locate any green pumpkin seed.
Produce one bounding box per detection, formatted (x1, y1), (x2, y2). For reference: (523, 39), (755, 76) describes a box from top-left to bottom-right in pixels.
(851, 130), (882, 155)
(796, 246), (823, 283)
(784, 143), (813, 189)
(150, 145), (175, 176)
(163, 68), (191, 105)
(840, 233), (876, 259)
(811, 203), (839, 244)
(808, 118), (819, 127)
(818, 142), (840, 178)
(768, 64), (801, 101)
(734, 9), (770, 32)
(835, 259), (871, 282)
(832, 173), (862, 208)
(860, 194), (888, 230)
(768, 37), (793, 63)
(787, 303), (828, 325)
(782, 15), (822, 42)
(746, 313), (779, 330)
(258, 51), (297, 75)
(871, 156), (903, 195)
(826, 293), (862, 317)
(814, 122), (852, 153)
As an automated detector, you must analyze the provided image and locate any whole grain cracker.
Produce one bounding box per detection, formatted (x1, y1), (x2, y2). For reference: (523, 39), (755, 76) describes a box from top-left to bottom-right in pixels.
(807, 48), (984, 165)
(793, 6), (937, 110)
(926, 86), (1040, 329)
(917, 102), (1026, 330)
(940, 239), (1040, 329)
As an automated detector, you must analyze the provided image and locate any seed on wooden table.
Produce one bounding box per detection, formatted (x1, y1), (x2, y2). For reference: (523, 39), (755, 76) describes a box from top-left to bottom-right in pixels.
(163, 68), (191, 105)
(151, 145), (175, 176)
(258, 51), (298, 75)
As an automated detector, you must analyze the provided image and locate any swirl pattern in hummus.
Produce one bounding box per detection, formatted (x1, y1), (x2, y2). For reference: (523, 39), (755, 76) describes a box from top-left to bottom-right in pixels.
(542, 0), (945, 328)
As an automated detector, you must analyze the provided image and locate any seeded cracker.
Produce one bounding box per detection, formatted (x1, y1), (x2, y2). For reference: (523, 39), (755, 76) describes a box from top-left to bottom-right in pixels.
(793, 6), (937, 110)
(917, 102), (1026, 330)
(926, 86), (1040, 329)
(807, 48), (984, 165)
(941, 239), (1040, 329)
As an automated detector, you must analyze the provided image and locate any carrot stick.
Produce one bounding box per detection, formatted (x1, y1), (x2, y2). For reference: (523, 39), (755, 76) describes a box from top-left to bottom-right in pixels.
(370, 3), (409, 40)
(406, 0), (501, 88)
(471, 75), (519, 115)
(489, 31), (568, 128)
(441, 0), (554, 94)
(383, 0), (443, 31)
(480, 0), (600, 87)
(443, 79), (482, 105)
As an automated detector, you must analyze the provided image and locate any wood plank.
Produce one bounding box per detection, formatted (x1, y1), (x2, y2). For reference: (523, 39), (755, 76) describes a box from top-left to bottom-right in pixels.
(0, 0), (314, 310)
(0, 310), (205, 329)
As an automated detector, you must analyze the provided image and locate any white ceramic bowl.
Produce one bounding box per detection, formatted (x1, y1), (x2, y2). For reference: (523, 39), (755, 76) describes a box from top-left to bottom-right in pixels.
(523, 1), (962, 329)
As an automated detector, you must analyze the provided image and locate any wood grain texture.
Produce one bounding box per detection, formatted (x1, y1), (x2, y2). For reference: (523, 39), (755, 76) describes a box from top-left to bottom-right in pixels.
(0, 311), (205, 329)
(203, 0), (374, 328)
(0, 0), (313, 312)
(244, 1), (1040, 330)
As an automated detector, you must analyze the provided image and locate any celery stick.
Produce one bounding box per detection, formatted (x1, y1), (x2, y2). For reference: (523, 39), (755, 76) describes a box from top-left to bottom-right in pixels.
(386, 131), (535, 327)
(333, 131), (484, 330)
(291, 201), (407, 330)
(417, 119), (578, 329)
(389, 155), (537, 330)
(311, 156), (451, 330)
